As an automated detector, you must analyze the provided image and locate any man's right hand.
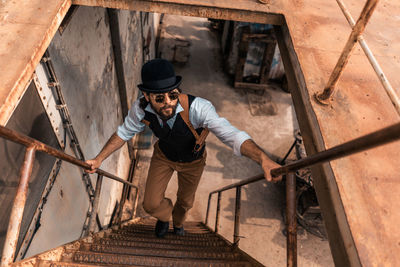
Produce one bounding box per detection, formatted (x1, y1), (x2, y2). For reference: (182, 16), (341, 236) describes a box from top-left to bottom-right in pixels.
(85, 158), (102, 174)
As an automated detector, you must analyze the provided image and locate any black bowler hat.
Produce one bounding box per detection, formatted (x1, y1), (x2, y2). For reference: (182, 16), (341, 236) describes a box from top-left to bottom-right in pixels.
(138, 59), (182, 93)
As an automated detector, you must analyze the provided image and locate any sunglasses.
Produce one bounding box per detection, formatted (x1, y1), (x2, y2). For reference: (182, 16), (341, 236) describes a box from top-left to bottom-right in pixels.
(153, 91), (180, 103)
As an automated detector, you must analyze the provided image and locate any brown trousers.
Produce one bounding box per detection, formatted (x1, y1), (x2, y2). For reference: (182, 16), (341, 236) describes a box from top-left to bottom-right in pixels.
(143, 142), (206, 227)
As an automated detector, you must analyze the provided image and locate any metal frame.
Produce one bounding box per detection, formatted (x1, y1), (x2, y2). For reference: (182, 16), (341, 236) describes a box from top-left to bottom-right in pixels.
(205, 121), (400, 267)
(315, 0), (398, 111)
(0, 125), (139, 267)
(333, 0), (400, 114)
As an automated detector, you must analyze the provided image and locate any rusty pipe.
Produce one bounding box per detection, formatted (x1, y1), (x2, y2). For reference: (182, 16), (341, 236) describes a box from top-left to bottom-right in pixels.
(233, 186), (242, 246)
(286, 172), (297, 267)
(315, 0), (379, 104)
(215, 192), (221, 233)
(205, 194), (212, 226)
(1, 146), (36, 267)
(132, 187), (139, 218)
(88, 174), (103, 235)
(0, 125), (137, 189)
(271, 121), (400, 177)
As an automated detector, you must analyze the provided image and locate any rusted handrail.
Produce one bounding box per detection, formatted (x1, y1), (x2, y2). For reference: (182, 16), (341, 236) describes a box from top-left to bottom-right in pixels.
(0, 125), (137, 188)
(271, 121), (400, 177)
(205, 121), (400, 267)
(0, 125), (139, 266)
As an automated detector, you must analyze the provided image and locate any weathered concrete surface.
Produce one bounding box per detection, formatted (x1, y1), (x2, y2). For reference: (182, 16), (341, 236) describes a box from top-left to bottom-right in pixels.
(117, 9), (143, 107)
(134, 15), (334, 266)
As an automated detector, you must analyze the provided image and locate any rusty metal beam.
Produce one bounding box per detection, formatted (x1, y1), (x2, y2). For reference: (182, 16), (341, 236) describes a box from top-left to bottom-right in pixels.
(233, 186), (242, 246)
(73, 0), (284, 25)
(215, 192), (221, 233)
(205, 194), (212, 225)
(0, 0), (71, 126)
(88, 175), (104, 235)
(273, 24), (360, 267)
(286, 172), (297, 267)
(1, 146), (36, 267)
(315, 0), (380, 104)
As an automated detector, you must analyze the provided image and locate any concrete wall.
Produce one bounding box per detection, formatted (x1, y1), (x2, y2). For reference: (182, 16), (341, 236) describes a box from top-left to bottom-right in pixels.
(17, 7), (159, 258)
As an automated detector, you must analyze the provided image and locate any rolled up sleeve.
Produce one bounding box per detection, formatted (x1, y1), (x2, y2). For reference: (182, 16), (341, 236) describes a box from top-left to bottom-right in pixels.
(117, 100), (146, 141)
(190, 98), (251, 156)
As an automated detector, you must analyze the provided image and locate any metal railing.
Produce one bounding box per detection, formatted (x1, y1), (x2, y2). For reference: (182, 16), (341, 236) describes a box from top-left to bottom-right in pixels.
(315, 0), (400, 114)
(0, 125), (139, 267)
(205, 121), (400, 267)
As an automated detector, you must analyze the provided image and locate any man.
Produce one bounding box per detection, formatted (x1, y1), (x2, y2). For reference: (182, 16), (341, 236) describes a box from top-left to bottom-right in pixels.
(86, 58), (281, 237)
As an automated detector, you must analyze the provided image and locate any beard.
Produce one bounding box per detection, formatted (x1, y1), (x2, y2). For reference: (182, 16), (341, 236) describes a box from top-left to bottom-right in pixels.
(150, 101), (178, 121)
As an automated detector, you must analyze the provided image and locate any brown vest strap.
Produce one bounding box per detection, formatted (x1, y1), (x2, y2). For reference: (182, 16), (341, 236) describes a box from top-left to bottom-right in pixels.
(141, 119), (150, 126)
(179, 94), (209, 152)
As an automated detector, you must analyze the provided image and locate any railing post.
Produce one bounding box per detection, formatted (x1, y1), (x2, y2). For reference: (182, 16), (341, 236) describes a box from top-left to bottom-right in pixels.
(215, 192), (221, 233)
(205, 194), (212, 225)
(315, 0), (379, 104)
(286, 172), (297, 267)
(132, 187), (139, 218)
(87, 174), (103, 235)
(1, 146), (36, 267)
(233, 186), (242, 246)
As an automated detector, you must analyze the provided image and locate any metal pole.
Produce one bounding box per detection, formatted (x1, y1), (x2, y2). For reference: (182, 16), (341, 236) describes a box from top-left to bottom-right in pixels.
(271, 121), (400, 177)
(233, 186), (242, 246)
(132, 187), (139, 218)
(280, 139), (297, 165)
(315, 0), (380, 104)
(286, 172), (297, 267)
(335, 0), (400, 115)
(1, 146), (36, 267)
(215, 192), (221, 233)
(87, 174), (103, 235)
(205, 194), (212, 225)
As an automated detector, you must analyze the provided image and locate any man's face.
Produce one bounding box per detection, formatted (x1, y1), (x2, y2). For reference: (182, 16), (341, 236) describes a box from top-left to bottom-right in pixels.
(144, 89), (180, 121)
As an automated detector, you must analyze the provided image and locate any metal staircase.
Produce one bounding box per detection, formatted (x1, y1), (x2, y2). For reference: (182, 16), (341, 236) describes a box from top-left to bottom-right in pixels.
(12, 218), (262, 267)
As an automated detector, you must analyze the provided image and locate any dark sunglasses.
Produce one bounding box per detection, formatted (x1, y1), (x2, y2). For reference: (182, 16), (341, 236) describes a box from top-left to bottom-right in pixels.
(154, 91), (180, 103)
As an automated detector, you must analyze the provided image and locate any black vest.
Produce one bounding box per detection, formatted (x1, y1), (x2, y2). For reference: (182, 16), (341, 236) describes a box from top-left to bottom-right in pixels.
(143, 94), (205, 162)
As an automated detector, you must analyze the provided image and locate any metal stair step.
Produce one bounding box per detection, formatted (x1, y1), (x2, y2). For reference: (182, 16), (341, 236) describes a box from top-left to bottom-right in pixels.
(130, 219), (205, 228)
(96, 238), (233, 251)
(108, 231), (221, 241)
(36, 259), (134, 267)
(114, 228), (215, 237)
(121, 225), (211, 234)
(88, 244), (242, 260)
(72, 251), (252, 267)
(107, 234), (226, 246)
(105, 235), (228, 246)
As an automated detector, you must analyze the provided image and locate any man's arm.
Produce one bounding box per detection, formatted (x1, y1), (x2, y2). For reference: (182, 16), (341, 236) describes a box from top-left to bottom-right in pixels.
(240, 139), (282, 182)
(85, 133), (126, 173)
(191, 97), (282, 182)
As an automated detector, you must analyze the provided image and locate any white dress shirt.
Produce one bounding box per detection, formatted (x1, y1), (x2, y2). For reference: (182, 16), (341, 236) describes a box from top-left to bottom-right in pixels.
(117, 96), (251, 156)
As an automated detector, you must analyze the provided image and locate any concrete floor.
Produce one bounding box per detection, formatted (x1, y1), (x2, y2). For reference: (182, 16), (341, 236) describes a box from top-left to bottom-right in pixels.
(135, 15), (334, 267)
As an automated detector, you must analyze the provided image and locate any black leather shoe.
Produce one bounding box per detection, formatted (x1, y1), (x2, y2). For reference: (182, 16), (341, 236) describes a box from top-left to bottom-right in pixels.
(173, 226), (185, 236)
(155, 220), (169, 238)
